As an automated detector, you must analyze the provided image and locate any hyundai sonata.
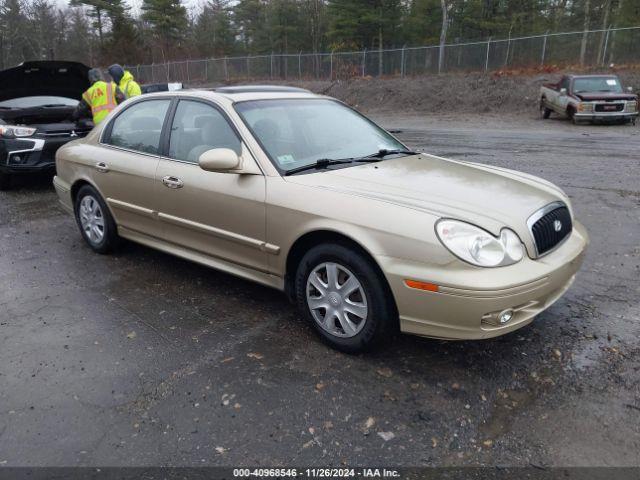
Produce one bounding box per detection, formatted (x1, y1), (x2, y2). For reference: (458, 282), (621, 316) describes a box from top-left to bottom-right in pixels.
(53, 86), (588, 352)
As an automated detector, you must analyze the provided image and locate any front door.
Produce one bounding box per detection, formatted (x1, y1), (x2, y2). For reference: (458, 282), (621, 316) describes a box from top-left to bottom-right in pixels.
(155, 99), (268, 273)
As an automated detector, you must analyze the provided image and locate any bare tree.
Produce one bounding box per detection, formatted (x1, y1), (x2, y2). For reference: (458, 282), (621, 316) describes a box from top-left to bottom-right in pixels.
(438, 0), (448, 73)
(579, 0), (591, 66)
(596, 0), (611, 65)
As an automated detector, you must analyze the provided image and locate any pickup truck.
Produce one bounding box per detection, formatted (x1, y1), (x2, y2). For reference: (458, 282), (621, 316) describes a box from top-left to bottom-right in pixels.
(540, 74), (638, 125)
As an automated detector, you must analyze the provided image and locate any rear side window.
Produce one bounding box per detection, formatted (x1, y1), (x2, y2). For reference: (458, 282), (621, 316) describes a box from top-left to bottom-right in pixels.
(105, 100), (170, 155)
(168, 100), (241, 163)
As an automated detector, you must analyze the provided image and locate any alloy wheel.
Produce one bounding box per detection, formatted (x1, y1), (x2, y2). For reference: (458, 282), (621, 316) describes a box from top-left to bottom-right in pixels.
(306, 262), (368, 338)
(79, 195), (105, 245)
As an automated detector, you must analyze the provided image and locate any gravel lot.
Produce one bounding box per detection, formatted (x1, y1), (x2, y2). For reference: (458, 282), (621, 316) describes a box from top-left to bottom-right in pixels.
(0, 113), (638, 467)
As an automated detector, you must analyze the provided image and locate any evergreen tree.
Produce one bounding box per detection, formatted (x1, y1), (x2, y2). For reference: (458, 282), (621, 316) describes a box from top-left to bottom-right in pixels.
(141, 0), (188, 60)
(235, 0), (269, 54)
(194, 0), (235, 57)
(68, 0), (111, 46)
(266, 0), (303, 53)
(103, 0), (139, 64)
(327, 0), (404, 50)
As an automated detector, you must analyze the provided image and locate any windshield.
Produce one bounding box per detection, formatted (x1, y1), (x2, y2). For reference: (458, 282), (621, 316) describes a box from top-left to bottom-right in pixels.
(573, 77), (623, 93)
(0, 96), (78, 109)
(234, 99), (406, 172)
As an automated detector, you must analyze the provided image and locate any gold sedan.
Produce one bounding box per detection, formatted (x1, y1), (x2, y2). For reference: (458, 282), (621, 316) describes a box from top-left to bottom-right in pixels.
(53, 86), (588, 352)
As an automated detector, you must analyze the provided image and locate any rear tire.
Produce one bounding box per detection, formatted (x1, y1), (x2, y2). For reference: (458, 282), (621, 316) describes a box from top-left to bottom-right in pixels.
(295, 243), (397, 353)
(540, 100), (551, 119)
(0, 173), (11, 191)
(74, 185), (119, 254)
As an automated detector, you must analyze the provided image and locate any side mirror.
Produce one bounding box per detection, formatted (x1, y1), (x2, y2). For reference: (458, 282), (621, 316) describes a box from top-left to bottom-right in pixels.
(199, 148), (240, 172)
(627, 86), (633, 92)
(559, 88), (567, 96)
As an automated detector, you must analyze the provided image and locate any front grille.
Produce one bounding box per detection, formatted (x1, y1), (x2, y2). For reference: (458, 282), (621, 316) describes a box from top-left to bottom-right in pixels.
(595, 103), (624, 112)
(40, 129), (91, 137)
(529, 204), (572, 256)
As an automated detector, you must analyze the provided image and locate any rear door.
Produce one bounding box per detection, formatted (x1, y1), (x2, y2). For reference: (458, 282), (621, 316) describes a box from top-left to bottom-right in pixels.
(97, 98), (172, 238)
(154, 99), (268, 272)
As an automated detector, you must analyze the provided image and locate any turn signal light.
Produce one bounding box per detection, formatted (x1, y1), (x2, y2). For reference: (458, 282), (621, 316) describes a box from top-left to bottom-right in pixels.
(404, 280), (439, 292)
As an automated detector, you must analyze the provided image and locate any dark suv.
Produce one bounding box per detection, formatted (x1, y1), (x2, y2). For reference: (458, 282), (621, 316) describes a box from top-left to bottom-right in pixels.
(0, 61), (91, 190)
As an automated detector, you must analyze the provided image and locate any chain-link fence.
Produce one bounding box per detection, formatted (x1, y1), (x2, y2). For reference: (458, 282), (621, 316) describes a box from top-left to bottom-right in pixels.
(126, 26), (640, 85)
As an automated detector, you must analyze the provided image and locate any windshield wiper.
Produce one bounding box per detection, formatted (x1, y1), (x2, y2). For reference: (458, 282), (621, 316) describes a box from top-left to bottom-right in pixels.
(284, 158), (355, 176)
(360, 148), (418, 159)
(284, 149), (419, 176)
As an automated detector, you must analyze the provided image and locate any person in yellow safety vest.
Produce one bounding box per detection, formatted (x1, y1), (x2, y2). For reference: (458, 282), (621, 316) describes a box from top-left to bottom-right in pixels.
(108, 64), (142, 99)
(73, 69), (125, 126)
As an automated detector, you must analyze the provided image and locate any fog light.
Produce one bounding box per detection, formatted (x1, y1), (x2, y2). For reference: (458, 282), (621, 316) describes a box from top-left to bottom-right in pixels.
(498, 309), (514, 324)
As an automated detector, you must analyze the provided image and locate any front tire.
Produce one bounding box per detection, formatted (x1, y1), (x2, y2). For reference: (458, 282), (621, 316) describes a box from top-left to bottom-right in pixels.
(74, 185), (119, 253)
(295, 243), (396, 353)
(567, 107), (579, 125)
(0, 173), (11, 191)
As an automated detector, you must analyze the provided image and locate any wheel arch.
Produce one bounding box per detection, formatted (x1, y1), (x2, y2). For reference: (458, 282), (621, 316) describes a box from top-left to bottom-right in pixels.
(70, 179), (94, 204)
(70, 178), (111, 212)
(284, 229), (397, 316)
(70, 178), (122, 231)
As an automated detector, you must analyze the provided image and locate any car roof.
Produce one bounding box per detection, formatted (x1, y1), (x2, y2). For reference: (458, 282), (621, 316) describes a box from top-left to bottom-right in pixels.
(138, 86), (323, 104)
(215, 85), (311, 94)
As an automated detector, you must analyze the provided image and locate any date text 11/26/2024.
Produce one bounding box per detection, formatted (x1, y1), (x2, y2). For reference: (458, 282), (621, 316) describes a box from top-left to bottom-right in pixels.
(232, 468), (400, 478)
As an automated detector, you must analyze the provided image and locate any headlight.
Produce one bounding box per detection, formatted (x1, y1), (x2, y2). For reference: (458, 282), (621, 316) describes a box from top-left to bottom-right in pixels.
(626, 101), (637, 112)
(0, 125), (37, 138)
(436, 219), (525, 267)
(577, 103), (594, 112)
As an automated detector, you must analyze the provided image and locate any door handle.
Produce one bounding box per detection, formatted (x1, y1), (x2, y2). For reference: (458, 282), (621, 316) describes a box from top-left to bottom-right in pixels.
(95, 161), (109, 173)
(162, 175), (184, 189)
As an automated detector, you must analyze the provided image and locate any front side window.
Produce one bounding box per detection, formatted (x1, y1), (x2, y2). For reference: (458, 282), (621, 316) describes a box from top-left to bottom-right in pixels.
(234, 99), (405, 172)
(106, 99), (170, 155)
(169, 100), (241, 163)
(573, 77), (623, 93)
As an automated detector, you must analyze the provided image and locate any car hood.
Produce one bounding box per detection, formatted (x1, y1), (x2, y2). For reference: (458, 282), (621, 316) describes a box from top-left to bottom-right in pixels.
(0, 61), (90, 102)
(574, 92), (637, 101)
(285, 154), (567, 239)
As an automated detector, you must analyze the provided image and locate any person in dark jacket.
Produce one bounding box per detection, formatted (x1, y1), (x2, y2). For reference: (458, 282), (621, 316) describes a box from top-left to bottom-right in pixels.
(108, 64), (142, 99)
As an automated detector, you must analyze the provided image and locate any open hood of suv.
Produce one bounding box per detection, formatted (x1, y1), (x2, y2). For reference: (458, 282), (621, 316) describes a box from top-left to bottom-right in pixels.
(0, 61), (90, 103)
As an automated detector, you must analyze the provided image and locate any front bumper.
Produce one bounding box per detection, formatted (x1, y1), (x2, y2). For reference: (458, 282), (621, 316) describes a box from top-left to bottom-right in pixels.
(0, 138), (50, 173)
(380, 221), (589, 340)
(0, 135), (83, 174)
(574, 111), (638, 121)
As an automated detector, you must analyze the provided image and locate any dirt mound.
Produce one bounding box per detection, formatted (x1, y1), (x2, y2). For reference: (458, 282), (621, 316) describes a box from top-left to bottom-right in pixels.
(231, 67), (640, 115)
